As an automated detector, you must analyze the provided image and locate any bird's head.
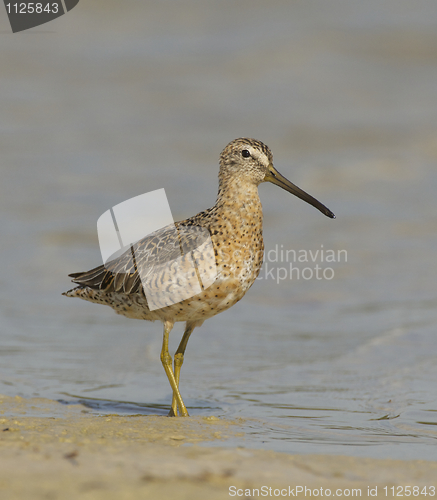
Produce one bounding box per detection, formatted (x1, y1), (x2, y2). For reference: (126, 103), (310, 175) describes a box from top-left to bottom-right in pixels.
(219, 138), (335, 219)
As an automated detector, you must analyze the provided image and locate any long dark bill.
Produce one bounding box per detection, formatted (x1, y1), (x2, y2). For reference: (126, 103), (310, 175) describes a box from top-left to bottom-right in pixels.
(265, 165), (335, 219)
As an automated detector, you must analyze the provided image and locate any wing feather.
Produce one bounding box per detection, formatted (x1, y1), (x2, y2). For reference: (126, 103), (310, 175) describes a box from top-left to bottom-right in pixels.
(70, 223), (212, 295)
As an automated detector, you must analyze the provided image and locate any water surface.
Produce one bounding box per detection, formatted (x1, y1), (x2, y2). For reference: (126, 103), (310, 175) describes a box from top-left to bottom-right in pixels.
(1, 0), (437, 461)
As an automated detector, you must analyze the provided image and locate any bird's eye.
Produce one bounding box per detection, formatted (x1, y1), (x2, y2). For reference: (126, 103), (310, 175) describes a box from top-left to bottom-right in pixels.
(241, 149), (251, 158)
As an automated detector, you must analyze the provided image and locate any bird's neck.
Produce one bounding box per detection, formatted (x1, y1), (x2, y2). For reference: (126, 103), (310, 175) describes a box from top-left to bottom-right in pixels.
(215, 178), (263, 221)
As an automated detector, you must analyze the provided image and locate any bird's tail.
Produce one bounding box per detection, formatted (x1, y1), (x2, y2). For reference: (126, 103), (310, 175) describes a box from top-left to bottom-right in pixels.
(62, 286), (85, 298)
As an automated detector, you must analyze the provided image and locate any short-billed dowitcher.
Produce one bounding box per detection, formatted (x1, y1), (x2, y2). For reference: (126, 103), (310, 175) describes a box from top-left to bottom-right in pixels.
(63, 138), (335, 416)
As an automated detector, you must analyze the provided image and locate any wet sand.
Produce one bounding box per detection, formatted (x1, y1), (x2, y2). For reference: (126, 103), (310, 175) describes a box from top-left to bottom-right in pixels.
(0, 395), (435, 499)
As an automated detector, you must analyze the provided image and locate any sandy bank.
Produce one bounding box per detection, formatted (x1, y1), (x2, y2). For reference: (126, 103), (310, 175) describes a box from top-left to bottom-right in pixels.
(0, 395), (435, 499)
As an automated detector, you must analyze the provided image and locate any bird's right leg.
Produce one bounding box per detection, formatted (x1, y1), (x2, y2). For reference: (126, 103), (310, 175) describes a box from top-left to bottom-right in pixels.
(168, 322), (198, 417)
(160, 320), (189, 417)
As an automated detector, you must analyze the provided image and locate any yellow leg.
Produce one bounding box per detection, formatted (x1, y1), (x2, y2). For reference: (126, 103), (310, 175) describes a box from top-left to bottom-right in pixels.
(160, 320), (189, 417)
(168, 322), (196, 417)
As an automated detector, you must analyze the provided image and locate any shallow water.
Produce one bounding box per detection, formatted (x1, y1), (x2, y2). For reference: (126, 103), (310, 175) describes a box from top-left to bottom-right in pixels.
(1, 0), (437, 461)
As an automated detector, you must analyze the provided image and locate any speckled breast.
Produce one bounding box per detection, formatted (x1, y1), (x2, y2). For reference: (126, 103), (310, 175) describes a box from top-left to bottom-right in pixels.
(153, 202), (265, 323)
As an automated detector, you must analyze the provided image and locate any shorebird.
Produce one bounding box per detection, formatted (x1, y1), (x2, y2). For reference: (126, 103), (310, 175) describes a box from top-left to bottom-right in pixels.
(63, 138), (335, 417)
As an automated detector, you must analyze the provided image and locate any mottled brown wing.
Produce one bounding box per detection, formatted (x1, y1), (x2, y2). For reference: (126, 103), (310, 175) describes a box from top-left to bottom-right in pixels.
(69, 223), (212, 295)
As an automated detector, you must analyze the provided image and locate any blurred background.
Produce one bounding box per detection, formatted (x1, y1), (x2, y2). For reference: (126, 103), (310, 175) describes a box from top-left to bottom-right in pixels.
(1, 0), (437, 460)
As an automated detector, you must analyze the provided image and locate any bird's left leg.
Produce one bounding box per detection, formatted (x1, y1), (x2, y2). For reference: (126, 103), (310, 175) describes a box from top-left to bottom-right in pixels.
(160, 320), (189, 417)
(168, 321), (202, 417)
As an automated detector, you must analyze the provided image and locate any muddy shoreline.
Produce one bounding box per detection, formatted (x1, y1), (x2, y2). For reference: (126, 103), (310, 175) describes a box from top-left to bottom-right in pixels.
(0, 395), (435, 499)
